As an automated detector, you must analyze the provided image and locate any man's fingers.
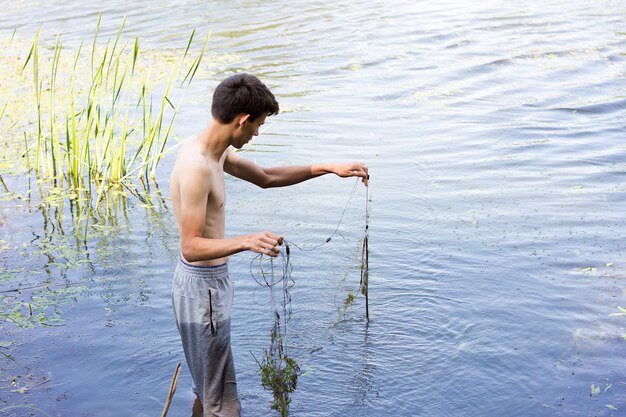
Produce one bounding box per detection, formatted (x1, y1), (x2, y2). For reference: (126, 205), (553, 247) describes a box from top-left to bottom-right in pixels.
(349, 162), (368, 185)
(262, 232), (283, 245)
(262, 245), (280, 257)
(348, 162), (368, 176)
(256, 231), (284, 256)
(272, 234), (284, 245)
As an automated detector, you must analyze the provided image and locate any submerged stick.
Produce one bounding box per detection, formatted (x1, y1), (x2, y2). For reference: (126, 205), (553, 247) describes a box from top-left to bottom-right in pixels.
(160, 362), (181, 417)
(360, 235), (369, 321)
(365, 235), (369, 321)
(360, 178), (370, 321)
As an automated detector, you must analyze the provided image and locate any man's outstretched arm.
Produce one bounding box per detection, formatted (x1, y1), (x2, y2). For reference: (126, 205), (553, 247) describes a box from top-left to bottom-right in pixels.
(224, 149), (369, 188)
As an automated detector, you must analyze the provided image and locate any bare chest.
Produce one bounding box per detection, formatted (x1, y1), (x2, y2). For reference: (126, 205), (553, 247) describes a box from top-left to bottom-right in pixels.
(199, 160), (226, 238)
(206, 171), (225, 216)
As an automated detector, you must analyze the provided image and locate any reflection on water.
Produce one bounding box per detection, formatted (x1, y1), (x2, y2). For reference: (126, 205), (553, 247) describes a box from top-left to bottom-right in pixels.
(1, 0), (626, 416)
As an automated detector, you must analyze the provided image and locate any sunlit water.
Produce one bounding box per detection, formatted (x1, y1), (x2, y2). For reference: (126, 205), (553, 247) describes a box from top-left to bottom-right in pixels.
(1, 0), (626, 416)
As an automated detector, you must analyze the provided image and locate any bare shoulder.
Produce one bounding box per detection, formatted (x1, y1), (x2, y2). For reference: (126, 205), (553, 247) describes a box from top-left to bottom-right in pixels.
(172, 141), (207, 174)
(171, 141), (214, 193)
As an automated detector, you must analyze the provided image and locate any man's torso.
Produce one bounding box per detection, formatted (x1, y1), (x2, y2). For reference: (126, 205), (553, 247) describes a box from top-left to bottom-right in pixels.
(170, 137), (228, 266)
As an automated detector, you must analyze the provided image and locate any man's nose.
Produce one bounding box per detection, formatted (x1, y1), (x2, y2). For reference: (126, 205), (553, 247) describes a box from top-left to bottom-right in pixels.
(254, 127), (259, 136)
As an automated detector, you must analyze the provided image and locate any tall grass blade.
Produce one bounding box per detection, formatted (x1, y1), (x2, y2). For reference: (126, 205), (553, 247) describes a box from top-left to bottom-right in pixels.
(164, 95), (176, 111)
(72, 40), (84, 71)
(132, 37), (139, 76)
(182, 29), (195, 61)
(28, 27), (43, 176)
(20, 43), (35, 75)
(49, 35), (63, 182)
(180, 29), (211, 87)
(106, 16), (126, 77)
(91, 13), (102, 78)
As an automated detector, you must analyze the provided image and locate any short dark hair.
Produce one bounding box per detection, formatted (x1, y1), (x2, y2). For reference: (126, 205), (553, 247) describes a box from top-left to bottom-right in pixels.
(211, 73), (279, 123)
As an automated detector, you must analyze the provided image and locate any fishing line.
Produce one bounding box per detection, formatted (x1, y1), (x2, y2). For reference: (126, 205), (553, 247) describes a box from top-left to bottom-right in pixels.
(249, 175), (370, 316)
(249, 175), (365, 295)
(284, 176), (362, 252)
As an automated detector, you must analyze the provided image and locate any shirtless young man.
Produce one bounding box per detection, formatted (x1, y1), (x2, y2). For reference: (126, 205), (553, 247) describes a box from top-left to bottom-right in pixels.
(169, 73), (368, 416)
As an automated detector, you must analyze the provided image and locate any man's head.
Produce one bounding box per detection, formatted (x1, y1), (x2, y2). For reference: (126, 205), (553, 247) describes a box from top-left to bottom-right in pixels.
(211, 73), (279, 124)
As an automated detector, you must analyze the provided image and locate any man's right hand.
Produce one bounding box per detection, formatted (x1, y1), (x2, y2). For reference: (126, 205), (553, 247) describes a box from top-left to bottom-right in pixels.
(244, 231), (284, 257)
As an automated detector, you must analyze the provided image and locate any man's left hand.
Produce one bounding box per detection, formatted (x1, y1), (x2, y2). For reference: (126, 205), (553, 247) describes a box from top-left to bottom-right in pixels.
(332, 162), (369, 186)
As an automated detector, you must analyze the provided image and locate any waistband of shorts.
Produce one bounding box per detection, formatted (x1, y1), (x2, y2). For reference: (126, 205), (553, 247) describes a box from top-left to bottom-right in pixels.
(177, 258), (228, 277)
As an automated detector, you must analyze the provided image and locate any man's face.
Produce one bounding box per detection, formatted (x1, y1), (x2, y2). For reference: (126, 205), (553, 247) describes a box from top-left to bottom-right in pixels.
(234, 114), (267, 149)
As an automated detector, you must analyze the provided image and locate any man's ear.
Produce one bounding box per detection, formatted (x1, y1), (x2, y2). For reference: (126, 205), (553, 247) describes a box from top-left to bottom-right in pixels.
(237, 114), (251, 128)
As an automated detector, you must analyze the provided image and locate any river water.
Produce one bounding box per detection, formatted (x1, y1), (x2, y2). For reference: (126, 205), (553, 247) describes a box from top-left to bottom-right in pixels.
(1, 0), (625, 416)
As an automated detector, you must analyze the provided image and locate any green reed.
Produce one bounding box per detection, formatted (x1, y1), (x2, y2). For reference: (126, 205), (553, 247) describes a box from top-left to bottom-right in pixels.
(49, 35), (62, 183)
(21, 26), (42, 174)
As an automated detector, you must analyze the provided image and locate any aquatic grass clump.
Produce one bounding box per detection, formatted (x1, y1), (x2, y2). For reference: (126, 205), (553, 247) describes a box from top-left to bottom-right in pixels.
(7, 16), (211, 227)
(255, 312), (300, 417)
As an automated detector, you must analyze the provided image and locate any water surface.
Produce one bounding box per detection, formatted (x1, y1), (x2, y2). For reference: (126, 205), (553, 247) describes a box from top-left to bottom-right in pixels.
(1, 0), (625, 416)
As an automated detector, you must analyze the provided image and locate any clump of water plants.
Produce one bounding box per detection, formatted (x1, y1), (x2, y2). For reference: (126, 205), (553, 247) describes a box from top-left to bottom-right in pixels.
(256, 312), (300, 417)
(2, 15), (211, 234)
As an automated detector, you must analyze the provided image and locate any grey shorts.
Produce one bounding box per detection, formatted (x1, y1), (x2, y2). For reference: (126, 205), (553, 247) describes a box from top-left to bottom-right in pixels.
(172, 259), (241, 417)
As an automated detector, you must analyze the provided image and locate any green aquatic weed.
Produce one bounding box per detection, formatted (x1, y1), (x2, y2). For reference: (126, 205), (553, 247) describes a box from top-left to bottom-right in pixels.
(344, 291), (356, 307)
(255, 313), (300, 417)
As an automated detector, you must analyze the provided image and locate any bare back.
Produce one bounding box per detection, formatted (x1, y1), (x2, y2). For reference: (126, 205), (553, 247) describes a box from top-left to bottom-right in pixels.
(170, 136), (228, 266)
